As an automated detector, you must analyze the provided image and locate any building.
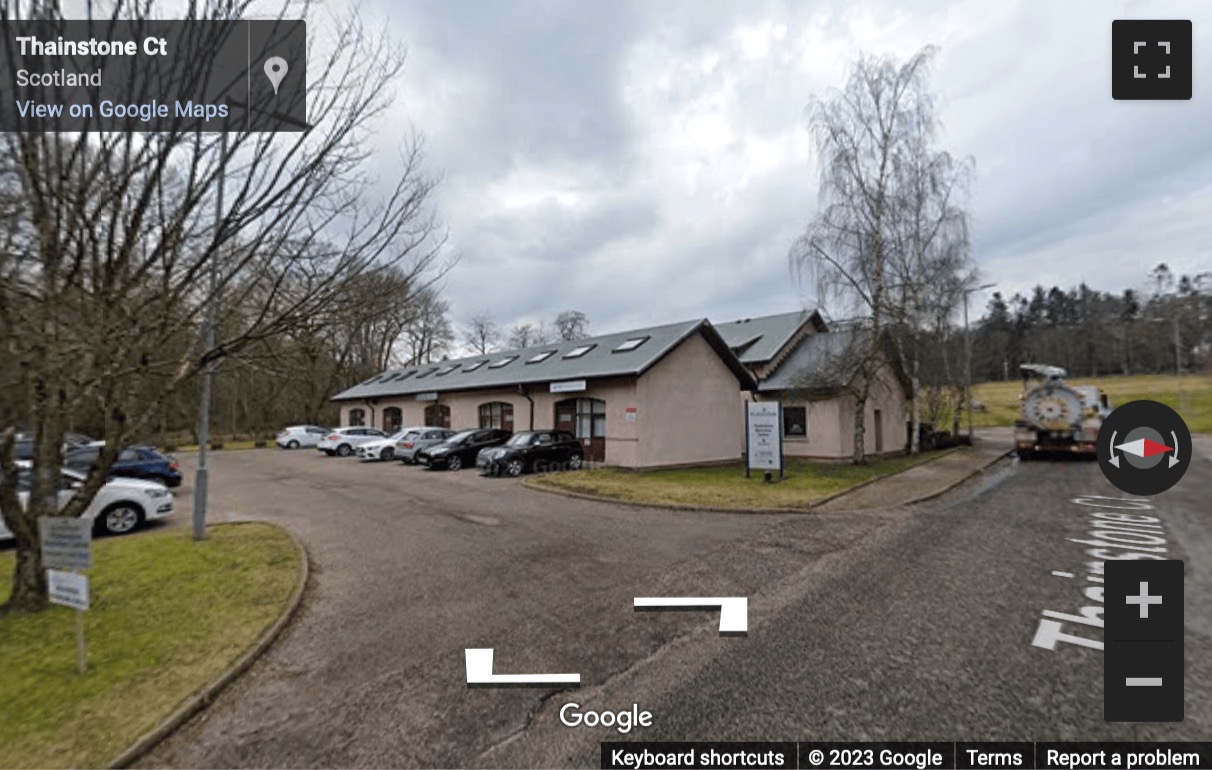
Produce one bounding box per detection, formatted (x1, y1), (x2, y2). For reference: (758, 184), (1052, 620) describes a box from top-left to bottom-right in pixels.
(330, 319), (757, 468)
(331, 311), (911, 467)
(716, 312), (910, 459)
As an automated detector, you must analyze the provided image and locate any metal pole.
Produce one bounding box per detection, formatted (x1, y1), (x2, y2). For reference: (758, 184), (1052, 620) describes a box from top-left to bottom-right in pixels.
(1174, 315), (1181, 377)
(964, 291), (973, 445)
(193, 133), (226, 541)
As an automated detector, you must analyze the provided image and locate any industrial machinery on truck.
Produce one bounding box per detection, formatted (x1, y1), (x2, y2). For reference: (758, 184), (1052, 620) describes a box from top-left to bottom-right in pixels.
(1013, 364), (1110, 460)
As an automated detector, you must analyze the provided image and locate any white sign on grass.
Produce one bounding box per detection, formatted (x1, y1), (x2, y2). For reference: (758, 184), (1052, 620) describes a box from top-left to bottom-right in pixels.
(47, 569), (89, 611)
(746, 401), (782, 472)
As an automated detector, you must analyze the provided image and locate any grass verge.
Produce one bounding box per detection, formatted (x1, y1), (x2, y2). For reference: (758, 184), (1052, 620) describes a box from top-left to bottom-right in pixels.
(0, 523), (300, 769)
(529, 450), (950, 510)
(970, 373), (1212, 432)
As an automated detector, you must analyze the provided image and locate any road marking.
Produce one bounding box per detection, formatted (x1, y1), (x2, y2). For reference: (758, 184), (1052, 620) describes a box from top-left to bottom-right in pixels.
(1052, 571), (1075, 578)
(464, 648), (579, 687)
(633, 597), (748, 634)
(1126, 677), (1163, 686)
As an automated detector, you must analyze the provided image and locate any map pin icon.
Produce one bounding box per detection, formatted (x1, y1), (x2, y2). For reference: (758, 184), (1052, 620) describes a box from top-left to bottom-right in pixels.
(264, 56), (288, 95)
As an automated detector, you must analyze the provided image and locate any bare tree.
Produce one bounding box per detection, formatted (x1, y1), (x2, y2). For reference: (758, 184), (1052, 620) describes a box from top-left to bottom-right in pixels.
(790, 47), (952, 464)
(885, 121), (975, 452)
(464, 312), (501, 355)
(552, 310), (590, 341)
(0, 1), (446, 613)
(402, 287), (454, 365)
(507, 323), (541, 349)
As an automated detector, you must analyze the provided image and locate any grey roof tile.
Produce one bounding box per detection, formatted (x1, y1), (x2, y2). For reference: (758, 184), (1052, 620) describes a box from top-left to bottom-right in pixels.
(715, 309), (822, 364)
(332, 318), (756, 401)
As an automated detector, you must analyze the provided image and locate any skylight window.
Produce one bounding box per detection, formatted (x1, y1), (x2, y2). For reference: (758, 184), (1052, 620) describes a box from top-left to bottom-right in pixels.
(397, 370), (416, 380)
(414, 366), (441, 379)
(436, 364), (459, 376)
(379, 373), (399, 383)
(488, 355), (518, 369)
(563, 344), (596, 359)
(612, 336), (650, 353)
(462, 360), (488, 373)
(526, 350), (557, 364)
(362, 375), (382, 385)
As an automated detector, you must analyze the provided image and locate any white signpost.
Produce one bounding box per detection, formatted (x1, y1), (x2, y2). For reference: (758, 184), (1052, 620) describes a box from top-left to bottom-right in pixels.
(745, 401), (783, 478)
(40, 517), (92, 674)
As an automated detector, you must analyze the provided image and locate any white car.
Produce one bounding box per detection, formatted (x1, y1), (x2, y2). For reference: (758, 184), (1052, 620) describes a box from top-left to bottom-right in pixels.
(356, 427), (428, 461)
(317, 427), (388, 457)
(276, 425), (330, 449)
(0, 466), (175, 538)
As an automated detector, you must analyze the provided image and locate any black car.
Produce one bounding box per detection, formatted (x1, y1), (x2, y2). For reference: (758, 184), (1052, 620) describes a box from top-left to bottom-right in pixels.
(476, 430), (583, 476)
(63, 445), (184, 487)
(416, 428), (511, 471)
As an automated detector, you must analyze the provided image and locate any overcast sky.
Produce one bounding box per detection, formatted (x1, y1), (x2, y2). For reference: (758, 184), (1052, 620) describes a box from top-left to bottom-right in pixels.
(359, 0), (1212, 343)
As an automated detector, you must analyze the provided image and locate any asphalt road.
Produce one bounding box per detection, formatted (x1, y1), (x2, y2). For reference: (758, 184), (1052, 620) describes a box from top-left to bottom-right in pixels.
(139, 443), (1212, 768)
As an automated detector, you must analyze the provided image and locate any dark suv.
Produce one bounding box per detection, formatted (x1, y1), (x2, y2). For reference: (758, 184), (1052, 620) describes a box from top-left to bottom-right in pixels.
(416, 429), (511, 471)
(476, 430), (582, 476)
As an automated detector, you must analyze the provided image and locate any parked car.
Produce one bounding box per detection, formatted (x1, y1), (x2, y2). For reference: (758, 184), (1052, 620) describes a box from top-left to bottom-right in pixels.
(10, 431), (104, 460)
(356, 427), (427, 461)
(476, 430), (583, 477)
(317, 427), (388, 457)
(0, 465), (175, 538)
(276, 425), (330, 450)
(395, 427), (458, 464)
(62, 445), (184, 488)
(416, 429), (511, 471)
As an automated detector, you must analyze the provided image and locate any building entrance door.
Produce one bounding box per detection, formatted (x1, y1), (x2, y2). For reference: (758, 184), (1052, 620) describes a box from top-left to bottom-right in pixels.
(555, 397), (606, 463)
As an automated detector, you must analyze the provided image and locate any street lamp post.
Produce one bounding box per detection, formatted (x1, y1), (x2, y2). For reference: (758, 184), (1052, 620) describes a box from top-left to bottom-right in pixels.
(193, 132), (227, 542)
(963, 282), (997, 445)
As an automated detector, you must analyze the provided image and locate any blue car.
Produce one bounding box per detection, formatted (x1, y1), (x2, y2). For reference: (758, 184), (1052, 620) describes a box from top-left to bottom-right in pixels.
(63, 445), (184, 488)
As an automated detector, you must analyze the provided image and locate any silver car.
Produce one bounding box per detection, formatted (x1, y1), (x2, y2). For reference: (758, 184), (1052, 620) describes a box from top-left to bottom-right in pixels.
(276, 425), (330, 449)
(395, 428), (457, 464)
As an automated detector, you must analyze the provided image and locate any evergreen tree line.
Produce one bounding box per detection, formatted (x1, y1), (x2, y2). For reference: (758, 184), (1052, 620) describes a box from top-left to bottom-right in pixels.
(971, 265), (1211, 382)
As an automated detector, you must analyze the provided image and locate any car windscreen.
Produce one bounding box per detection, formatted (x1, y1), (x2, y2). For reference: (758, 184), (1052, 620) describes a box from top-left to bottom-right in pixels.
(505, 433), (537, 446)
(446, 430), (477, 444)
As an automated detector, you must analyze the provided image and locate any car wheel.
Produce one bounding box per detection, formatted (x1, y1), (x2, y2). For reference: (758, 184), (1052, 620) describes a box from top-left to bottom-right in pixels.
(505, 458), (525, 477)
(381, 447), (394, 461)
(567, 453), (583, 471)
(337, 443), (353, 457)
(97, 503), (143, 536)
(287, 439), (300, 449)
(448, 456), (463, 471)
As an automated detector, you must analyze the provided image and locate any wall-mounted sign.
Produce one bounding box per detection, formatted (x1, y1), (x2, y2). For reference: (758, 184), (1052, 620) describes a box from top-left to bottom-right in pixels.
(415, 392), (439, 402)
(624, 406), (638, 422)
(550, 380), (587, 394)
(745, 401), (782, 474)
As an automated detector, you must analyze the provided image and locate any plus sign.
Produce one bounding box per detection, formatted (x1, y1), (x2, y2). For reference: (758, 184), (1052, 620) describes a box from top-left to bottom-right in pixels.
(1127, 581), (1163, 618)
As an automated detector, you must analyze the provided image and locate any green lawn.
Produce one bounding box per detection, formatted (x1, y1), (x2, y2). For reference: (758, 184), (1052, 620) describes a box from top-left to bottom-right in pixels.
(0, 523), (300, 769)
(529, 450), (949, 510)
(970, 373), (1212, 432)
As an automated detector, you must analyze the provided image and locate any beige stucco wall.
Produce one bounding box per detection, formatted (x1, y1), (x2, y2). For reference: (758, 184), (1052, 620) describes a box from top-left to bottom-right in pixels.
(779, 363), (909, 459)
(636, 332), (750, 467)
(340, 381), (646, 465)
(334, 331), (746, 468)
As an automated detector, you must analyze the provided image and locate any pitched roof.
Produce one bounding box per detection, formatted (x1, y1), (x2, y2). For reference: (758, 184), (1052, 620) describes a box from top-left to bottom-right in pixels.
(714, 309), (825, 365)
(757, 328), (912, 397)
(331, 318), (757, 402)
